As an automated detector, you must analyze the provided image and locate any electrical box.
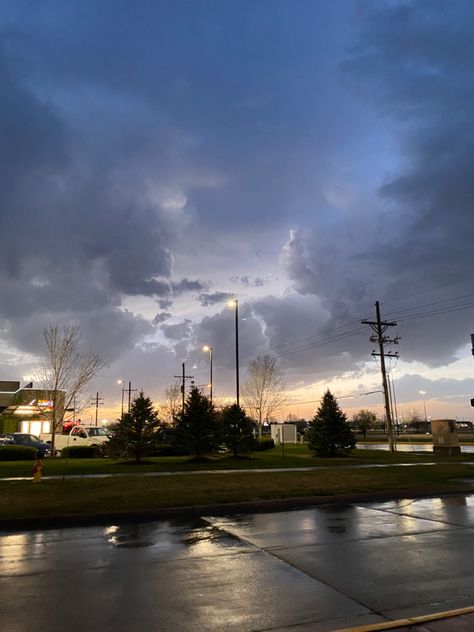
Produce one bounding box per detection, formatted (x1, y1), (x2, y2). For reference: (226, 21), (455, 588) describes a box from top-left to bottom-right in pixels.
(431, 419), (461, 456)
(271, 423), (297, 444)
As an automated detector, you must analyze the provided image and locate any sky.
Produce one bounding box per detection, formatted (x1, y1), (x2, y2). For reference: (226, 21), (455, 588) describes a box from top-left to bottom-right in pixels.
(1, 0), (474, 423)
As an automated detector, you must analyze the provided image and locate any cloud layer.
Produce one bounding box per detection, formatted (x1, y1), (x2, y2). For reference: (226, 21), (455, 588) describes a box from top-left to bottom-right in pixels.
(1, 1), (473, 419)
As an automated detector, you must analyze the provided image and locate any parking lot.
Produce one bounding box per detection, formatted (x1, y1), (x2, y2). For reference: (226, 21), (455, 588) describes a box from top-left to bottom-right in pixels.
(2, 494), (474, 631)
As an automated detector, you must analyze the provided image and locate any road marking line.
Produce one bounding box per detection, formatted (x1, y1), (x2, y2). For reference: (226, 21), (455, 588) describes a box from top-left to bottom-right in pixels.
(332, 604), (474, 631)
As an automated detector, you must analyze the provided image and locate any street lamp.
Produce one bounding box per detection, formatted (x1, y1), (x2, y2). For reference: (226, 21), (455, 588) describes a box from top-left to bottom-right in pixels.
(419, 390), (428, 422)
(202, 345), (213, 403)
(228, 299), (240, 406)
(117, 379), (125, 417)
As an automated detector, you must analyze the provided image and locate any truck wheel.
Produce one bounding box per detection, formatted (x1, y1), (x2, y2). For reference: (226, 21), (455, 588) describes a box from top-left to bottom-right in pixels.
(94, 443), (105, 457)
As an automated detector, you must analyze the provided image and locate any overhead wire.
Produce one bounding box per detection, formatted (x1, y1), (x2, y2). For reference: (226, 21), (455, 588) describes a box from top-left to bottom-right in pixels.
(102, 288), (474, 407)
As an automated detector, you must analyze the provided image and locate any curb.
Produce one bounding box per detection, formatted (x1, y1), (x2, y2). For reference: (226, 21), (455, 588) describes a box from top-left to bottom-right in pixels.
(333, 605), (474, 631)
(0, 487), (471, 532)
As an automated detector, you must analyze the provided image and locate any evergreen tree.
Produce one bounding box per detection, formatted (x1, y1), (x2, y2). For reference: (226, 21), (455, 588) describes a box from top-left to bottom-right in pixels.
(307, 390), (356, 457)
(108, 391), (161, 463)
(221, 404), (254, 457)
(173, 387), (221, 458)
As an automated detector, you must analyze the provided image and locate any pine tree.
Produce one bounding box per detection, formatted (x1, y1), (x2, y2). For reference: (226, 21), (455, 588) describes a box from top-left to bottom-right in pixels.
(108, 391), (161, 463)
(221, 404), (254, 457)
(173, 387), (221, 458)
(307, 390), (356, 457)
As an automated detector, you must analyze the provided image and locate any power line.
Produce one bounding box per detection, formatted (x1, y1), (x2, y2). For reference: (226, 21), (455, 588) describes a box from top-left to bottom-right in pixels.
(212, 290), (474, 374)
(103, 288), (474, 406)
(396, 301), (474, 323)
(89, 392), (104, 426)
(384, 292), (474, 318)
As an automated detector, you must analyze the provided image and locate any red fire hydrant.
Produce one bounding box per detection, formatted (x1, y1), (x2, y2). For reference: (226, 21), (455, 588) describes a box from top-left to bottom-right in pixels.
(32, 459), (43, 483)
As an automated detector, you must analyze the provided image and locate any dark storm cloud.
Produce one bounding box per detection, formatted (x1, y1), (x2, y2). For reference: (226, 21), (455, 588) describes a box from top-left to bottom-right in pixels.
(283, 0), (474, 369)
(0, 0), (367, 245)
(152, 312), (172, 326)
(251, 293), (370, 382)
(198, 292), (234, 307)
(0, 29), (179, 360)
(347, 0), (474, 365)
(392, 374), (474, 406)
(5, 306), (153, 365)
(183, 303), (268, 394)
(2, 0), (473, 404)
(0, 43), (174, 300)
(230, 276), (267, 287)
(161, 320), (193, 342)
(171, 278), (207, 295)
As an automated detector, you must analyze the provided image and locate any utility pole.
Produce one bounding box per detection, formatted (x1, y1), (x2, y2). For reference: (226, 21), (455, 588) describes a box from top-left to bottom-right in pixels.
(174, 362), (194, 415)
(90, 392), (104, 426)
(470, 335), (474, 409)
(389, 372), (400, 435)
(235, 299), (240, 407)
(362, 301), (399, 452)
(128, 382), (138, 412)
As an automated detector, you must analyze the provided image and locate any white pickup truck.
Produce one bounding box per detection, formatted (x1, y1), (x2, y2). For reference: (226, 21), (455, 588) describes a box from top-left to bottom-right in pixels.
(41, 426), (110, 454)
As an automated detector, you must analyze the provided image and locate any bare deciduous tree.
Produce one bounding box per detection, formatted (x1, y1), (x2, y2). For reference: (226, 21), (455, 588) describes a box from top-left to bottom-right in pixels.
(242, 355), (286, 437)
(158, 382), (182, 424)
(351, 409), (377, 438)
(41, 323), (105, 454)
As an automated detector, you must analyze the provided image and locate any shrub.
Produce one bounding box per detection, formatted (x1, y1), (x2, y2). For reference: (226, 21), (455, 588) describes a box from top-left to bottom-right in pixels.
(253, 437), (275, 451)
(61, 445), (98, 458)
(0, 446), (37, 461)
(221, 404), (254, 457)
(0, 418), (18, 434)
(153, 443), (190, 456)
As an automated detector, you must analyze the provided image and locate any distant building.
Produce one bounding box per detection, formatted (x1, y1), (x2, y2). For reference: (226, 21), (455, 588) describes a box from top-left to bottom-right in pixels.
(0, 380), (65, 435)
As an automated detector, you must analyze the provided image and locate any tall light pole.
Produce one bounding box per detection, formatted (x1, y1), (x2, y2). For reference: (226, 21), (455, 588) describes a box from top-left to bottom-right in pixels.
(419, 390), (428, 422)
(117, 379), (125, 417)
(228, 299), (240, 406)
(202, 346), (213, 403)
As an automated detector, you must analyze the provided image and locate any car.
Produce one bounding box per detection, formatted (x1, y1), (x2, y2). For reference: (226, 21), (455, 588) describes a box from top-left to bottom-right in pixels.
(0, 433), (52, 457)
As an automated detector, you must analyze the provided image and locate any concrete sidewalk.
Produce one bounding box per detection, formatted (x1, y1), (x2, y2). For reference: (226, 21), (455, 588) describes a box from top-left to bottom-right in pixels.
(5, 460), (474, 481)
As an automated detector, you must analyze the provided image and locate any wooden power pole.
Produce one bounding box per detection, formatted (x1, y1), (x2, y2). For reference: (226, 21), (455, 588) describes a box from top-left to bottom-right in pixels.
(362, 301), (399, 452)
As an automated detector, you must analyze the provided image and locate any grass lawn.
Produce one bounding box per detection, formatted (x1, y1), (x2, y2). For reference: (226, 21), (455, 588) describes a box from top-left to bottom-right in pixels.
(1, 444), (472, 478)
(1, 462), (474, 522)
(1, 445), (474, 522)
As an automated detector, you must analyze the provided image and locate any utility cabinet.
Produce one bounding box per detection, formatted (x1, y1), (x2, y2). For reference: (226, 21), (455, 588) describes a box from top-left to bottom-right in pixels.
(431, 419), (461, 455)
(271, 423), (297, 444)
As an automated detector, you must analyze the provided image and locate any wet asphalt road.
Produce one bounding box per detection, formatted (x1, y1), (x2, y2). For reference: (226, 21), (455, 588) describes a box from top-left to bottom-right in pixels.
(2, 494), (474, 632)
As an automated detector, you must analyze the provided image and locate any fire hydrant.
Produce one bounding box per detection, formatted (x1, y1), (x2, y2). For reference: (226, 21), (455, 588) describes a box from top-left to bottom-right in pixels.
(32, 459), (43, 483)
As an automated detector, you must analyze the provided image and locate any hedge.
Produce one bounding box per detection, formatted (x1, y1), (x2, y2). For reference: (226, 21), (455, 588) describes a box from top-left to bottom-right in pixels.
(0, 417), (19, 434)
(153, 443), (191, 456)
(253, 438), (275, 451)
(61, 445), (99, 458)
(0, 446), (37, 461)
